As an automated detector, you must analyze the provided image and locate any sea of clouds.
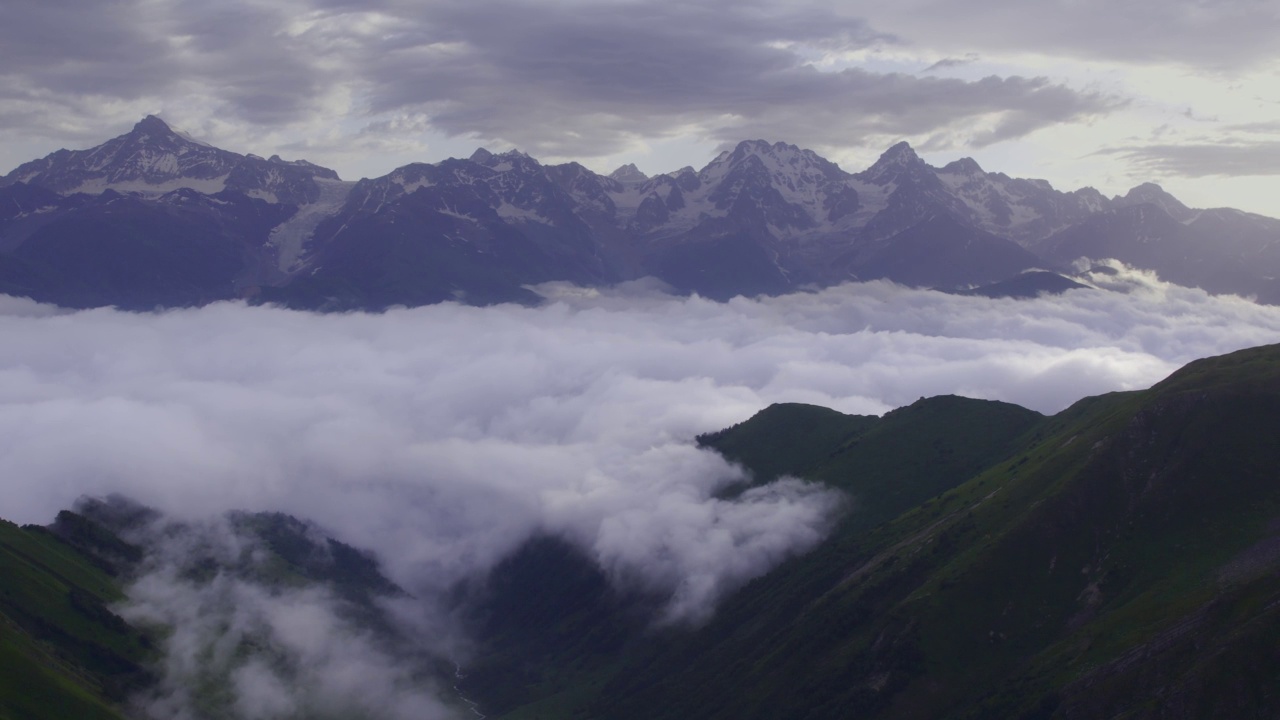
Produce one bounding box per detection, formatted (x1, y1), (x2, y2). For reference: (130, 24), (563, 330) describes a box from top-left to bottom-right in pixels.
(3, 264), (1280, 717)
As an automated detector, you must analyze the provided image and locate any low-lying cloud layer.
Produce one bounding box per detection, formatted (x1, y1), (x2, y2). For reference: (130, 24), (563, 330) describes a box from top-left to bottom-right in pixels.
(4, 270), (1280, 601)
(3, 269), (1280, 716)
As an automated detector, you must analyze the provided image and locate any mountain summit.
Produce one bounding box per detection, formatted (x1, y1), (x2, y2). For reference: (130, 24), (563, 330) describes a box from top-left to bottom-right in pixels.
(0, 116), (338, 204)
(2, 117), (1279, 310)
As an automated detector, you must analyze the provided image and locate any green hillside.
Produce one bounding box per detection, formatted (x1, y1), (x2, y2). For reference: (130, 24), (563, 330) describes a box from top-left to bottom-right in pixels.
(0, 517), (151, 720)
(461, 394), (1045, 717)
(586, 343), (1280, 719)
(0, 503), (420, 720)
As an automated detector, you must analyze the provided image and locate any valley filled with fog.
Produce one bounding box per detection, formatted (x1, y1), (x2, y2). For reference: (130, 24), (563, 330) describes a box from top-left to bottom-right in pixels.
(4, 265), (1280, 718)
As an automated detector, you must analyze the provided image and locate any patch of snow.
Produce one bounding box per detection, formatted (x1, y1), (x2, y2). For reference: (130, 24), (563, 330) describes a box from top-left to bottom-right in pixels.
(436, 207), (477, 222)
(495, 202), (545, 222)
(604, 184), (648, 215)
(846, 178), (892, 225)
(268, 178), (355, 272)
(246, 189), (280, 204)
(66, 175), (231, 197)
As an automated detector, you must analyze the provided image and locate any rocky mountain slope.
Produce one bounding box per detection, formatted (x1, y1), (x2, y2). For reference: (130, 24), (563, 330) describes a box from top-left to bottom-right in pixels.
(2, 118), (1279, 310)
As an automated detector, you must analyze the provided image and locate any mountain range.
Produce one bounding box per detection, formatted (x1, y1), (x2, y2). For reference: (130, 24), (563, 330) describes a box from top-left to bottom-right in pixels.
(3, 117), (1278, 310)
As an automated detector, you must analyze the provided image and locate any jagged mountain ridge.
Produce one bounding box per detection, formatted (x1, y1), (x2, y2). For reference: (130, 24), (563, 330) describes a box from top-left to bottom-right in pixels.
(2, 117), (1278, 309)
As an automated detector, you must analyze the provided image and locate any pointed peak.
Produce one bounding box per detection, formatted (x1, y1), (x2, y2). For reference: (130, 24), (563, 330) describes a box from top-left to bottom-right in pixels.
(609, 163), (649, 183)
(1117, 182), (1191, 207)
(469, 147), (494, 163)
(132, 115), (173, 134)
(129, 115), (213, 147)
(878, 141), (920, 163)
(857, 140), (930, 184)
(1115, 182), (1196, 221)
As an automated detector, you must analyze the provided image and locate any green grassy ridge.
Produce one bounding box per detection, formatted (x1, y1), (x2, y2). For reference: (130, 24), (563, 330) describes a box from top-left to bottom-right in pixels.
(0, 625), (128, 720)
(0, 518), (150, 720)
(587, 344), (1280, 719)
(0, 503), (420, 720)
(696, 402), (880, 484)
(467, 394), (1044, 719)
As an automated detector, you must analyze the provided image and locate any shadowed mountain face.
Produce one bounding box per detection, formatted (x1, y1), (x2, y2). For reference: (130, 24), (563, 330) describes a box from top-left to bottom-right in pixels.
(3, 117), (1280, 309)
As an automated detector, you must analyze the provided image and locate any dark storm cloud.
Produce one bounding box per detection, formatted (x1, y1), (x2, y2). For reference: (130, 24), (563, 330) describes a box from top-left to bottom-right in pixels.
(1099, 140), (1280, 178)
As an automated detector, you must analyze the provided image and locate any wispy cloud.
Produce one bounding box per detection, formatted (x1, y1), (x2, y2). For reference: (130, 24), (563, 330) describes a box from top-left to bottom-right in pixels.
(1098, 140), (1280, 178)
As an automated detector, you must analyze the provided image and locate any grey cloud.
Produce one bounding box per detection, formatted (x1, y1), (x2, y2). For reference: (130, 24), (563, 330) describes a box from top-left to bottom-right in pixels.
(0, 0), (1122, 169)
(923, 54), (980, 72)
(0, 0), (174, 98)
(353, 0), (1118, 157)
(0, 0), (330, 130)
(876, 0), (1280, 71)
(1099, 140), (1280, 178)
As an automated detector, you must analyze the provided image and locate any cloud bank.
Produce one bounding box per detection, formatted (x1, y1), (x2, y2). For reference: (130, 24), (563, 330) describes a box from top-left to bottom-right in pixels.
(3, 270), (1280, 715)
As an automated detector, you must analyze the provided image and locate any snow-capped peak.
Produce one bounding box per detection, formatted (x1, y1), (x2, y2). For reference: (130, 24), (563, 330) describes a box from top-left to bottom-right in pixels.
(857, 141), (930, 185)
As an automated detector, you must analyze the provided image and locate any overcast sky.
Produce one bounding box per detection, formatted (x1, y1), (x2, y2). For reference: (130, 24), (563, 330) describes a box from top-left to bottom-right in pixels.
(1, 1), (1277, 213)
